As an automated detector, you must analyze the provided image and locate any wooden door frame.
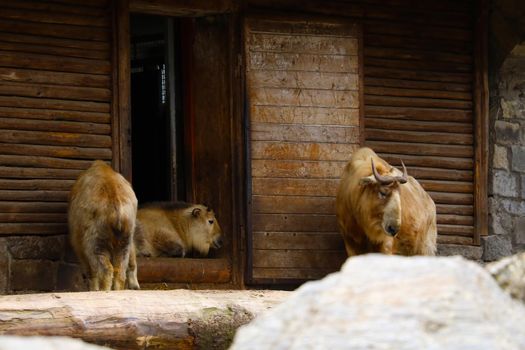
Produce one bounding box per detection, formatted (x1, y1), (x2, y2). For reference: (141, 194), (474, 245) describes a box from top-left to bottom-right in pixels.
(473, 0), (489, 245)
(113, 0), (238, 179)
(112, 0), (243, 288)
(113, 0), (132, 179)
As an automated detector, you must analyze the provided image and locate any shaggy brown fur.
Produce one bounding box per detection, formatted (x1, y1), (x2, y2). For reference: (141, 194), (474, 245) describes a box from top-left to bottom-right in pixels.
(134, 202), (223, 258)
(336, 147), (437, 256)
(68, 161), (140, 291)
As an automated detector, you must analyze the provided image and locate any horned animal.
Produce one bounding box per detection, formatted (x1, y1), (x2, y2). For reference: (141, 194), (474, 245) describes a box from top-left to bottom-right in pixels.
(68, 160), (140, 291)
(134, 201), (223, 258)
(335, 147), (437, 256)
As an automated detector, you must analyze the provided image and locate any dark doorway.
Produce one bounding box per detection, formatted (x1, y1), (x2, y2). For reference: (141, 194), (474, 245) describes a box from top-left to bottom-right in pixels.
(130, 14), (185, 203)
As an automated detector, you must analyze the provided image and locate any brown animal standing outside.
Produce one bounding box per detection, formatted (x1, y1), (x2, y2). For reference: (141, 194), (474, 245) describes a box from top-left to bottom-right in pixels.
(68, 160), (140, 291)
(134, 202), (223, 258)
(336, 147), (437, 256)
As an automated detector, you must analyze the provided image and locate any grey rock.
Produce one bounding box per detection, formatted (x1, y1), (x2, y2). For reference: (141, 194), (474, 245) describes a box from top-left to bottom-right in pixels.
(514, 216), (525, 245)
(7, 236), (65, 260)
(10, 260), (57, 292)
(493, 144), (509, 170)
(437, 244), (483, 260)
(489, 209), (514, 235)
(56, 263), (86, 292)
(501, 198), (525, 215)
(495, 120), (521, 145)
(492, 170), (517, 197)
(482, 235), (513, 261)
(511, 43), (525, 57)
(231, 255), (525, 350)
(501, 98), (519, 119)
(486, 252), (525, 302)
(521, 175), (525, 198)
(511, 146), (525, 172)
(0, 240), (9, 293)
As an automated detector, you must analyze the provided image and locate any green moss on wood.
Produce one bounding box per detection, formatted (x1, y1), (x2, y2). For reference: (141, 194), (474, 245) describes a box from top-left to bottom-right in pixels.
(188, 305), (254, 350)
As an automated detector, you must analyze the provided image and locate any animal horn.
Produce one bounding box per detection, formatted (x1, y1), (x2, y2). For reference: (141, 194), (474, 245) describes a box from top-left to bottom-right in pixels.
(395, 160), (408, 184)
(371, 158), (394, 185)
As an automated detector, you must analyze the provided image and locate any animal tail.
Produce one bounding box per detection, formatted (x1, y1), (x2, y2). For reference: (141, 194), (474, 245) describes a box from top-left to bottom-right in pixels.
(109, 204), (132, 239)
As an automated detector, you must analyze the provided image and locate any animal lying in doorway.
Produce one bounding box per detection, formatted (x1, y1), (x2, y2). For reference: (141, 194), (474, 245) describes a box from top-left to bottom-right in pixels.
(134, 201), (223, 258)
(336, 147), (437, 256)
(68, 160), (140, 291)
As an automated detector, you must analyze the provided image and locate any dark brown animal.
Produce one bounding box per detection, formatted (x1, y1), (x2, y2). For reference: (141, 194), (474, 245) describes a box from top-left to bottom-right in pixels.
(336, 147), (437, 256)
(68, 161), (140, 291)
(134, 202), (223, 258)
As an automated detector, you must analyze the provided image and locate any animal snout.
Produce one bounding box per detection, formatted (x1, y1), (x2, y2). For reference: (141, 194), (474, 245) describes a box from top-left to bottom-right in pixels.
(213, 236), (223, 249)
(386, 224), (399, 237)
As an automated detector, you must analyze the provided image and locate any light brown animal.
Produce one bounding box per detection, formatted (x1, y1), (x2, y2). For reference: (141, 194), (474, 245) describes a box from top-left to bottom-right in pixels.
(336, 147), (437, 256)
(134, 202), (223, 258)
(68, 160), (140, 291)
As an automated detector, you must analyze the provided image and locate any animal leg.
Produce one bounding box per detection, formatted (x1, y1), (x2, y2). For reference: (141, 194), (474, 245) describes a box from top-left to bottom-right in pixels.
(343, 240), (358, 257)
(87, 253), (113, 291)
(74, 249), (92, 291)
(153, 229), (186, 257)
(421, 221), (438, 256)
(126, 242), (140, 290)
(342, 233), (378, 256)
(89, 276), (100, 291)
(111, 249), (130, 291)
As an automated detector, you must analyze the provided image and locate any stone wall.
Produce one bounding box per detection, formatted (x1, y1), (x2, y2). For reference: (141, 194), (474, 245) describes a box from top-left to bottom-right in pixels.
(486, 0), (525, 261)
(488, 44), (525, 260)
(0, 235), (85, 294)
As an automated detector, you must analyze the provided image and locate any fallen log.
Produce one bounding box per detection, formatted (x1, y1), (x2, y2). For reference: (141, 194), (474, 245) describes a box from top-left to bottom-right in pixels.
(0, 290), (289, 350)
(0, 335), (111, 350)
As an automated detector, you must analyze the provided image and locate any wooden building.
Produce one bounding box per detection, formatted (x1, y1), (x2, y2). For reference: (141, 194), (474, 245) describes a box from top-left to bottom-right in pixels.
(0, 0), (487, 291)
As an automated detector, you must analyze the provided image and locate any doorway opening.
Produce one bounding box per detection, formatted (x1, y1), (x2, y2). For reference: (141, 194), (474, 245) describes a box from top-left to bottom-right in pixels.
(130, 14), (186, 203)
(127, 12), (234, 287)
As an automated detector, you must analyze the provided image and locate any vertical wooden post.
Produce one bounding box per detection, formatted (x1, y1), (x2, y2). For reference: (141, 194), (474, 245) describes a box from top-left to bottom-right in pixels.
(473, 0), (489, 244)
(181, 19), (196, 202)
(358, 23), (365, 147)
(165, 17), (178, 200)
(229, 10), (244, 288)
(111, 0), (120, 171)
(113, 0), (132, 180)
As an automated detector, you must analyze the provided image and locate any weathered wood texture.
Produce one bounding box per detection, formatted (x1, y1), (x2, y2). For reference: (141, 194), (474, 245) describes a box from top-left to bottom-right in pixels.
(114, 0), (130, 178)
(0, 0), (113, 236)
(138, 257), (231, 283)
(473, 0), (489, 243)
(130, 0), (235, 16)
(245, 18), (361, 282)
(361, 0), (477, 245)
(247, 0), (480, 254)
(0, 290), (289, 349)
(191, 16), (233, 262)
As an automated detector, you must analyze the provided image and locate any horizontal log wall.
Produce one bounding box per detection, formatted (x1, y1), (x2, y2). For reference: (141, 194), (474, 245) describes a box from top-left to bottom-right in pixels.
(246, 0), (478, 284)
(0, 0), (112, 236)
(360, 0), (476, 245)
(245, 18), (362, 282)
(248, 0), (479, 262)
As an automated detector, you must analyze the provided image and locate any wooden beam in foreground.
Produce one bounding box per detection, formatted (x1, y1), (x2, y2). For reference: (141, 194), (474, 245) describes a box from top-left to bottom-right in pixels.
(0, 290), (289, 349)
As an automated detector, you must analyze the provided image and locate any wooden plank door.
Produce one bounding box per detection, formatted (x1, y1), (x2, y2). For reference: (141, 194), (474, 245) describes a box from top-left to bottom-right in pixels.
(245, 18), (363, 284)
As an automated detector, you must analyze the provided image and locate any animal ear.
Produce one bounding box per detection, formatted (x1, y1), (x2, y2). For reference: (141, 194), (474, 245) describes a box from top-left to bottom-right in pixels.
(359, 175), (376, 186)
(192, 208), (201, 217)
